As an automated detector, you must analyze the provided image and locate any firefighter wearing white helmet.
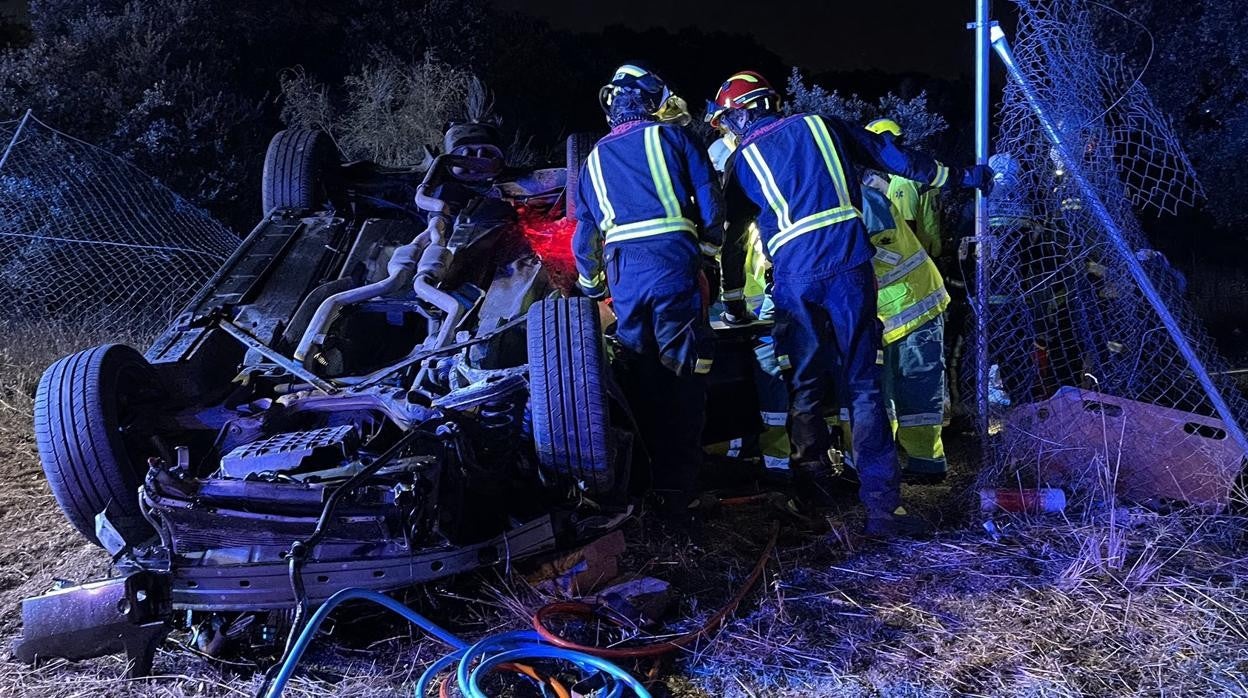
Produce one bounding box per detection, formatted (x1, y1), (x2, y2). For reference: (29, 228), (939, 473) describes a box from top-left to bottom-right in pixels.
(573, 63), (724, 528)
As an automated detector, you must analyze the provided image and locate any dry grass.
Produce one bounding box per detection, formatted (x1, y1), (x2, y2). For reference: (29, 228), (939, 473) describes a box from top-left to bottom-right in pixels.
(2, 321), (1247, 697)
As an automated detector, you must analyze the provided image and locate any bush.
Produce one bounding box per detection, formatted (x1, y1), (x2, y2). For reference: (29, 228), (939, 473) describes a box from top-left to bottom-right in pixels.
(785, 68), (948, 148)
(281, 53), (506, 168)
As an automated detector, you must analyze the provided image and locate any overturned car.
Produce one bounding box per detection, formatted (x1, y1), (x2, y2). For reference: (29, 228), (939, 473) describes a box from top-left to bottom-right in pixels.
(15, 125), (702, 672)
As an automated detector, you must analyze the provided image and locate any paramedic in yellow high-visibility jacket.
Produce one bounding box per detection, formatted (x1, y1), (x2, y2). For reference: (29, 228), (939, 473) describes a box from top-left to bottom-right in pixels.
(863, 170), (949, 482)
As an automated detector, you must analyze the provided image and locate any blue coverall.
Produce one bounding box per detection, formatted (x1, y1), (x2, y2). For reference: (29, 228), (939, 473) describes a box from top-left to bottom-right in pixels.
(571, 120), (724, 501)
(722, 113), (953, 517)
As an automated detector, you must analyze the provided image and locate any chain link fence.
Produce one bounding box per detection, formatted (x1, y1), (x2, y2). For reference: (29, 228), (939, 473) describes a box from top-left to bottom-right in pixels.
(0, 113), (239, 340)
(974, 0), (1246, 508)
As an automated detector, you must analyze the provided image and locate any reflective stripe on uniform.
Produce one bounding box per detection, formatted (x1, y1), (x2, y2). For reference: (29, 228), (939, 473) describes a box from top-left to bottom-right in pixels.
(721, 287), (745, 301)
(882, 286), (950, 337)
(741, 143), (792, 229)
(803, 115), (852, 208)
(694, 358), (714, 374)
(586, 149), (615, 229)
(763, 455), (790, 470)
(742, 121), (863, 258)
(877, 249), (932, 288)
(776, 354), (791, 370)
(760, 410), (787, 427)
(766, 205), (860, 257)
(930, 163), (949, 188)
(578, 272), (605, 289)
(726, 438), (743, 458)
(898, 412), (944, 428)
(700, 241), (722, 257)
(604, 216), (696, 244)
(644, 126), (682, 220)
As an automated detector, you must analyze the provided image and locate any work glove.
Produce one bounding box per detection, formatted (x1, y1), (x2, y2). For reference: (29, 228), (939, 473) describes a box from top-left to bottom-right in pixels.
(721, 299), (757, 326)
(959, 164), (995, 195)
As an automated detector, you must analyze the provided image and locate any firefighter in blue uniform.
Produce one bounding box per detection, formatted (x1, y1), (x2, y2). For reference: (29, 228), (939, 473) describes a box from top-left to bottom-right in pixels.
(572, 64), (724, 524)
(711, 71), (991, 535)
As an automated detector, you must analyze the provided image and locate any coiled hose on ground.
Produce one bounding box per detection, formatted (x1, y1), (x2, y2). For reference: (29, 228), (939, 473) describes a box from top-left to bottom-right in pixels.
(262, 588), (651, 698)
(264, 510), (779, 697)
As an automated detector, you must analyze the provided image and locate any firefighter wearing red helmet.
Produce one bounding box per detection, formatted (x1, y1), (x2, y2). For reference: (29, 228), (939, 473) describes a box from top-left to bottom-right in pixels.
(713, 70), (992, 536)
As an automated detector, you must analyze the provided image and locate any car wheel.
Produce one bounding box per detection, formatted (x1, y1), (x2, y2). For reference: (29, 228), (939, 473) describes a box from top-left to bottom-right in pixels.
(261, 129), (337, 215)
(34, 344), (164, 546)
(527, 297), (614, 494)
(564, 132), (596, 219)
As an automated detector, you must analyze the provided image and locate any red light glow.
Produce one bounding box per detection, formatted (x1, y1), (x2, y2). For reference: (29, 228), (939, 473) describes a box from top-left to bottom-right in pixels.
(516, 206), (578, 290)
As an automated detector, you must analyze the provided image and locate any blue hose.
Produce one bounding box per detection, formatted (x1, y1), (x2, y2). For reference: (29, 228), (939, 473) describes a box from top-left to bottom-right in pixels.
(262, 588), (651, 698)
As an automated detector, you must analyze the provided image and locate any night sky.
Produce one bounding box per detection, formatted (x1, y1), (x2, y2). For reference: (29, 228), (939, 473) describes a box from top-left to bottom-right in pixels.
(491, 0), (973, 78)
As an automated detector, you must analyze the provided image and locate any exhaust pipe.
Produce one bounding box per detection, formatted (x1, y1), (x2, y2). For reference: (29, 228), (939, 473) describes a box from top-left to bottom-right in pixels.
(293, 237), (422, 365)
(295, 153), (499, 371)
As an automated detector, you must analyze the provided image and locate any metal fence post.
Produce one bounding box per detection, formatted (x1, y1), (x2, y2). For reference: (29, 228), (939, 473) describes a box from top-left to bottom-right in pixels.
(972, 2), (994, 441)
(0, 109), (33, 174)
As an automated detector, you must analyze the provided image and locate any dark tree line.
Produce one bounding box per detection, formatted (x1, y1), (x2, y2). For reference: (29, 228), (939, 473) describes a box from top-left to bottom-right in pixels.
(0, 0), (963, 230)
(2, 1), (1234, 237)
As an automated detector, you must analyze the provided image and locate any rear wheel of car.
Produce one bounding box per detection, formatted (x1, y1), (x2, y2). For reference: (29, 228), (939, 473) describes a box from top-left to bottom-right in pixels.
(528, 297), (614, 494)
(34, 344), (163, 547)
(564, 133), (596, 219)
(261, 129), (337, 215)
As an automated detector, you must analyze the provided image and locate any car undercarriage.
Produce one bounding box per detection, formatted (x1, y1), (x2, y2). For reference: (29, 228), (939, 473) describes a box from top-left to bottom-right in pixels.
(15, 125), (664, 673)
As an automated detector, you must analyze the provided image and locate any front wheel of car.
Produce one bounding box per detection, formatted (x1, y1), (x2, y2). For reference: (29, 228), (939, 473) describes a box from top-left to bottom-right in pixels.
(527, 297), (615, 494)
(34, 344), (163, 547)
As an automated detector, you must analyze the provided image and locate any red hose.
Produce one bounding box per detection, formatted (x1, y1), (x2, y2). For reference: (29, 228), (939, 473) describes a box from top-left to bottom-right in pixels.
(532, 522), (779, 660)
(716, 493), (770, 507)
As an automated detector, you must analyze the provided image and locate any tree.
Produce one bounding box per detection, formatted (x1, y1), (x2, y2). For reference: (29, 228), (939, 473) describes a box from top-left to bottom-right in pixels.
(1097, 1), (1248, 230)
(785, 68), (948, 148)
(0, 1), (279, 227)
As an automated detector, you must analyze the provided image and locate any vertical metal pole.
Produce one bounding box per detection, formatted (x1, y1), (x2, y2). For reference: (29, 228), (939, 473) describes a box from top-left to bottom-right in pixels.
(973, 2), (993, 440)
(0, 109), (33, 174)
(990, 28), (1248, 457)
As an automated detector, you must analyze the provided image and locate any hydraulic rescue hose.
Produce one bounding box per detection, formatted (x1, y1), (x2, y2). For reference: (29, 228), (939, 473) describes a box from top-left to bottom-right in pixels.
(261, 589), (650, 698)
(262, 502), (778, 697)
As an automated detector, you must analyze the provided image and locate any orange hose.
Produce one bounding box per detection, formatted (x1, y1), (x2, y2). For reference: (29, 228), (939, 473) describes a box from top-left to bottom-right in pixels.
(436, 662), (570, 698)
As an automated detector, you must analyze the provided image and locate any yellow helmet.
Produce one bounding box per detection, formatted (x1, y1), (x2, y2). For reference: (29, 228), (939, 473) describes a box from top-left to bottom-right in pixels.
(866, 118), (902, 137)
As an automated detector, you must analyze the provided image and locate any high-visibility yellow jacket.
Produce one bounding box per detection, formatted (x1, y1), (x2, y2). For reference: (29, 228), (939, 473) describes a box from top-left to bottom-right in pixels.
(863, 188), (949, 345)
(886, 176), (942, 258)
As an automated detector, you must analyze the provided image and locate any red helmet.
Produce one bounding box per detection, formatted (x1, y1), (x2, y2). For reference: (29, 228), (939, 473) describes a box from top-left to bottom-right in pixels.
(707, 71), (779, 128)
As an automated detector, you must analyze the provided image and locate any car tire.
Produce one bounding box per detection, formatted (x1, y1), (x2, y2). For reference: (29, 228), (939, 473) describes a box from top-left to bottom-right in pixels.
(34, 344), (163, 547)
(261, 129), (337, 215)
(564, 132), (596, 219)
(527, 297), (614, 494)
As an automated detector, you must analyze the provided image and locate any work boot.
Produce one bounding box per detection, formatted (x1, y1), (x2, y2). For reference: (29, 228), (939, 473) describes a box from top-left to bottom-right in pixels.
(790, 459), (854, 511)
(864, 506), (931, 538)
